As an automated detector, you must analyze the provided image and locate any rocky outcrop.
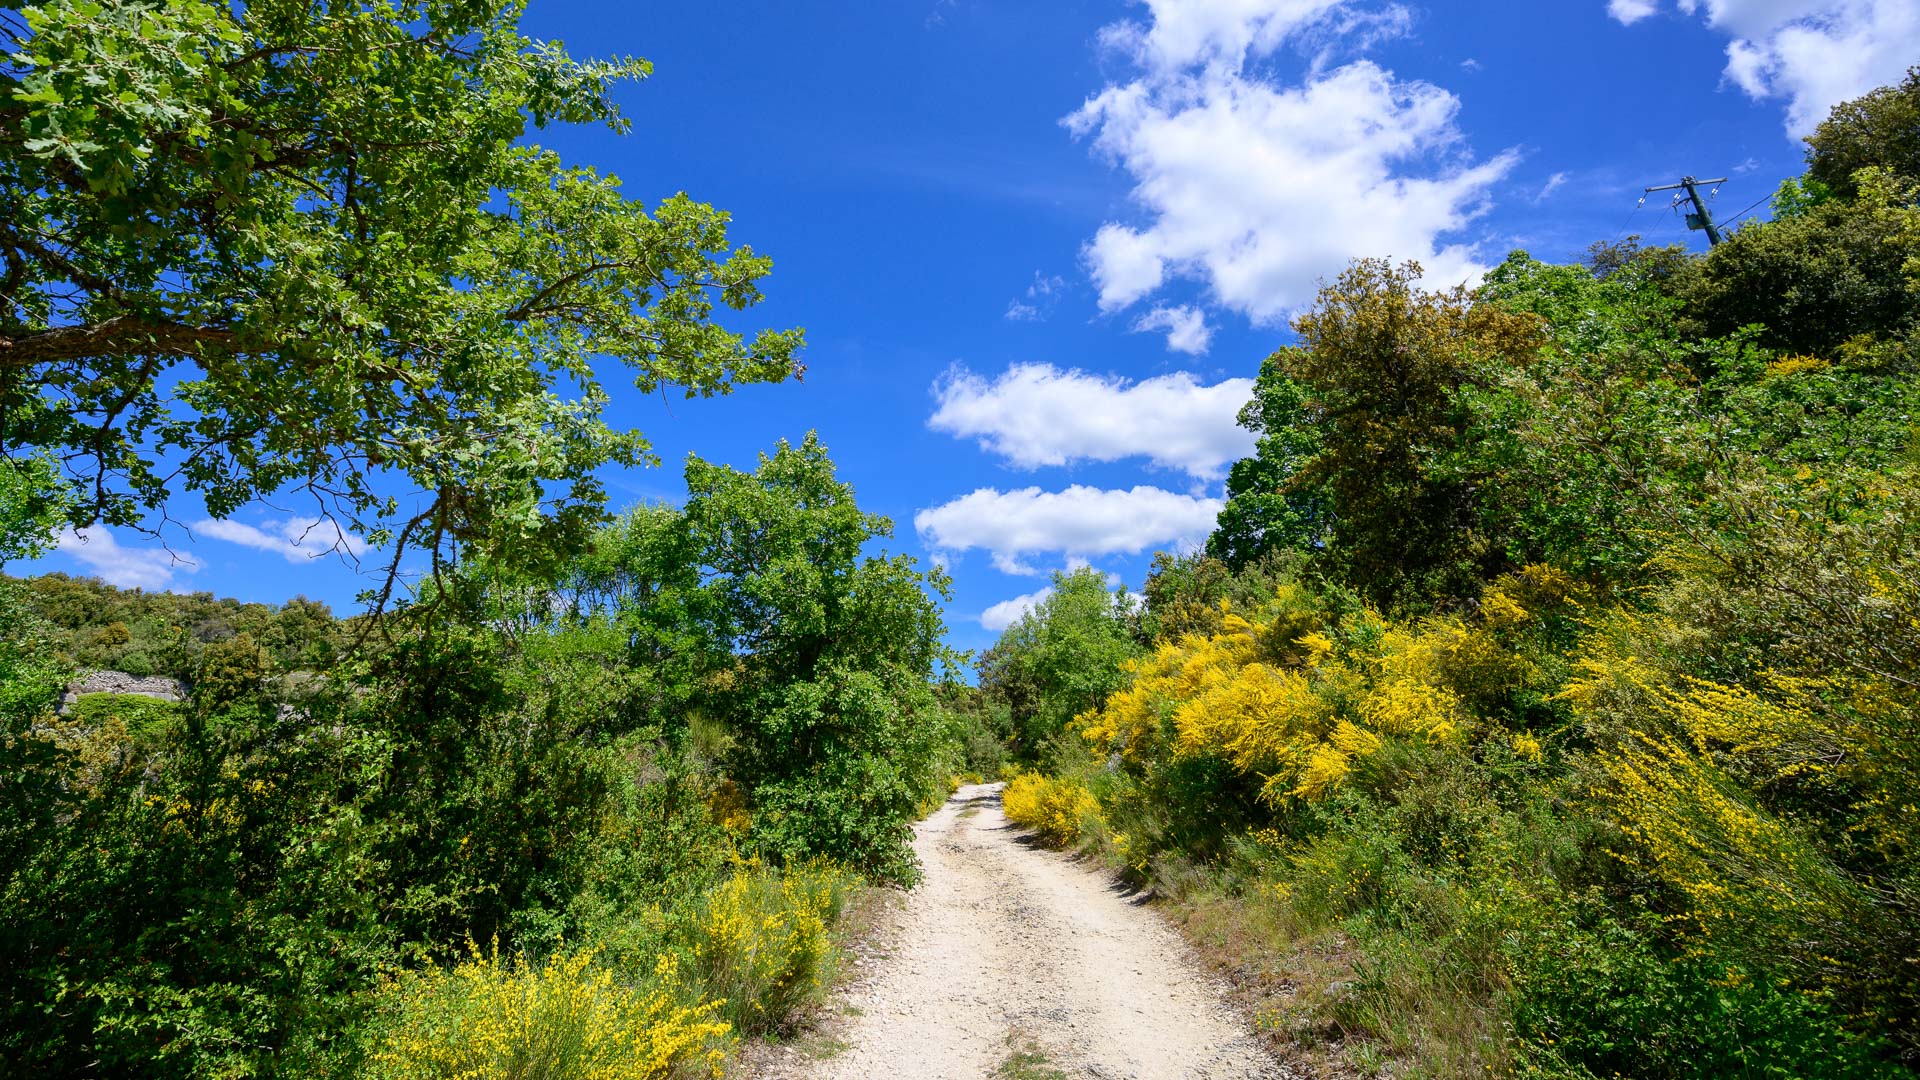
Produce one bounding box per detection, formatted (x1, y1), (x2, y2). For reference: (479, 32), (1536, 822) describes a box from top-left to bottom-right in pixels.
(59, 670), (185, 715)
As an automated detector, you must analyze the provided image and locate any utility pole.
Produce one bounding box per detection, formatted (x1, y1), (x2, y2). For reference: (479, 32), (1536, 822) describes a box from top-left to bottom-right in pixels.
(1645, 175), (1729, 245)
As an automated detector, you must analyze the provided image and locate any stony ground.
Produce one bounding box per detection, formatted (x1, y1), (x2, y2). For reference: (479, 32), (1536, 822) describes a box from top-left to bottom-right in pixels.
(747, 782), (1287, 1080)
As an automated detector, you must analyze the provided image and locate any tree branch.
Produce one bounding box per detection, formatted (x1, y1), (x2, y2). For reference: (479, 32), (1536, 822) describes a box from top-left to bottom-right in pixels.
(0, 316), (234, 370)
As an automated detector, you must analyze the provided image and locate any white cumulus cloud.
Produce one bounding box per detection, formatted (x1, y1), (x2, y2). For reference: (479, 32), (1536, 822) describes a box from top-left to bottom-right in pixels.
(981, 586), (1054, 631)
(1133, 304), (1215, 354)
(55, 527), (197, 591)
(1097, 0), (1352, 74)
(195, 517), (368, 564)
(1610, 0), (1920, 135)
(914, 485), (1222, 575)
(1068, 0), (1516, 324)
(928, 362), (1256, 480)
(1607, 0), (1661, 21)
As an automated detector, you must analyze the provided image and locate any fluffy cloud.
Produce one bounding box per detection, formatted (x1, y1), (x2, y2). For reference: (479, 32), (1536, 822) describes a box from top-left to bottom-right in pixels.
(914, 485), (1222, 574)
(928, 362), (1256, 480)
(195, 517), (368, 563)
(1132, 304), (1215, 354)
(1610, 0), (1920, 135)
(1096, 0), (1353, 74)
(1607, 0), (1660, 21)
(981, 586), (1053, 631)
(55, 527), (197, 591)
(1068, 1), (1515, 323)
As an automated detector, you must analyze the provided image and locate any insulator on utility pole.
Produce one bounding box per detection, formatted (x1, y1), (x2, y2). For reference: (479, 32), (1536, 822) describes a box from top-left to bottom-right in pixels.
(1645, 175), (1730, 245)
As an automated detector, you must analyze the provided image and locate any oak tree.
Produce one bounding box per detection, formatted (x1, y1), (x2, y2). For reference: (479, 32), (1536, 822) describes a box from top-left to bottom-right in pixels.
(0, 0), (802, 597)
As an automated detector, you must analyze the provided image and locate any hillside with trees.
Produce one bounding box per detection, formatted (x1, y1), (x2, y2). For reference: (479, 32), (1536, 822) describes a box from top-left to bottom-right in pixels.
(993, 68), (1920, 1079)
(0, 3), (991, 1076)
(2, 0), (1917, 1076)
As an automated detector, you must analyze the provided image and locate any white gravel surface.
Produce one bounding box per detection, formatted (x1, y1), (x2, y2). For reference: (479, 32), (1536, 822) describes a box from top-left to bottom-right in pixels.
(752, 782), (1287, 1080)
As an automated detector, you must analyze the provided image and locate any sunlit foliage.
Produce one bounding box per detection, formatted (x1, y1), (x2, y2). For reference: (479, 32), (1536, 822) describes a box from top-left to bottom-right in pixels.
(1001, 772), (1102, 848)
(0, 0), (803, 593)
(362, 946), (730, 1080)
(1013, 73), (1920, 1074)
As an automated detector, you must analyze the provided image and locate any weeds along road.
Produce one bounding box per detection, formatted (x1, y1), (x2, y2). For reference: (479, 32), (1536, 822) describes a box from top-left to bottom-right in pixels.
(761, 782), (1285, 1080)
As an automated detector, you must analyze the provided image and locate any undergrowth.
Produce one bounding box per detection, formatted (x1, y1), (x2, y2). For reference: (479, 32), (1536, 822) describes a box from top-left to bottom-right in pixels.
(359, 861), (855, 1080)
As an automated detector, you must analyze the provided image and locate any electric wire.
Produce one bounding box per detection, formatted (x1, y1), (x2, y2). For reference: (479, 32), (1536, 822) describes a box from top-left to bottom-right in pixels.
(1715, 192), (1773, 231)
(1610, 195), (1647, 243)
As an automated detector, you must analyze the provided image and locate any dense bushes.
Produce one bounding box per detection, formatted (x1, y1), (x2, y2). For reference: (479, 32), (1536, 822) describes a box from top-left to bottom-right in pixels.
(0, 436), (962, 1078)
(360, 860), (851, 1080)
(994, 77), (1920, 1077)
(1041, 548), (1915, 1074)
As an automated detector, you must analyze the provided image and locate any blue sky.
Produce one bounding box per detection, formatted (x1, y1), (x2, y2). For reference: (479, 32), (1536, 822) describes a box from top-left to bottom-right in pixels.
(25, 0), (1919, 657)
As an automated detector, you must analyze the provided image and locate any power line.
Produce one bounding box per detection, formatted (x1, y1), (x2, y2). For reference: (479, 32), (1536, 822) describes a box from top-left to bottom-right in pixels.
(1610, 194), (1648, 243)
(1645, 175), (1730, 245)
(1716, 191), (1773, 231)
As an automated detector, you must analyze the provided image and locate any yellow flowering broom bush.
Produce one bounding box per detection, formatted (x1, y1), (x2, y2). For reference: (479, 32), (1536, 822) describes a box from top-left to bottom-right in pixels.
(359, 945), (730, 1080)
(360, 860), (854, 1079)
(1001, 771), (1102, 846)
(670, 860), (849, 1037)
(1077, 579), (1552, 812)
(1563, 607), (1916, 1026)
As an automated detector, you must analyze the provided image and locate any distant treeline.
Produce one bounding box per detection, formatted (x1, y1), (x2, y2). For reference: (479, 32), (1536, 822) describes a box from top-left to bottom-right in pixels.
(13, 572), (349, 680)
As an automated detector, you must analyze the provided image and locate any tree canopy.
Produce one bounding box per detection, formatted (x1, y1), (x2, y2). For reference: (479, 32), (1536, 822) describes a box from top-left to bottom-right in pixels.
(0, 0), (802, 596)
(549, 434), (958, 883)
(978, 565), (1140, 756)
(1805, 64), (1920, 198)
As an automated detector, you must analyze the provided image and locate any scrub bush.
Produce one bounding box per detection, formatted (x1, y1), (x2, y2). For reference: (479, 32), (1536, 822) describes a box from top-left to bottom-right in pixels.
(668, 861), (850, 1037)
(1002, 772), (1102, 847)
(360, 945), (730, 1080)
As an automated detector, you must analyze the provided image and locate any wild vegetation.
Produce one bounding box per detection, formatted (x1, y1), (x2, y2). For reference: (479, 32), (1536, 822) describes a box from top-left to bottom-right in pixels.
(0, 3), (994, 1077)
(4, 0), (1917, 1075)
(1, 436), (996, 1078)
(995, 70), (1920, 1079)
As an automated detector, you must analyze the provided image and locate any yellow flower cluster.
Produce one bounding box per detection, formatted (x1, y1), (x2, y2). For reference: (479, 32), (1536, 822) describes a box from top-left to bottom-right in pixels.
(1764, 353), (1831, 378)
(1079, 585), (1533, 804)
(1002, 771), (1101, 846)
(363, 944), (730, 1080)
(683, 863), (838, 1029)
(1563, 617), (1887, 968)
(1561, 635), (1835, 778)
(707, 779), (751, 836)
(1600, 733), (1845, 938)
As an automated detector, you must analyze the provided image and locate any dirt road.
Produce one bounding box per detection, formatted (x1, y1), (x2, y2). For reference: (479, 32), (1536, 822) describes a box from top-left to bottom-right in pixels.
(757, 782), (1284, 1080)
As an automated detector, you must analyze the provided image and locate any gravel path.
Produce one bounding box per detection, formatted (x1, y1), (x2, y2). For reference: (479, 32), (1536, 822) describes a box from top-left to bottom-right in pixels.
(756, 782), (1285, 1080)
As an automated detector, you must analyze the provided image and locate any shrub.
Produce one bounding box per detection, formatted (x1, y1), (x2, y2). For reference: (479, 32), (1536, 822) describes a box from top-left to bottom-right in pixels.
(1509, 900), (1902, 1079)
(667, 861), (849, 1037)
(66, 691), (181, 742)
(1002, 772), (1101, 847)
(360, 945), (730, 1080)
